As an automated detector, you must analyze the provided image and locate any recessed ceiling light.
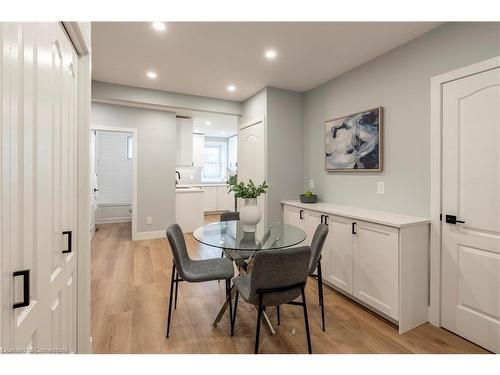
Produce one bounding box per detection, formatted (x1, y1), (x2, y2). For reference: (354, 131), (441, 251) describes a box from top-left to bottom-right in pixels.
(152, 22), (166, 31)
(146, 71), (157, 79)
(265, 49), (277, 59)
(227, 85), (236, 92)
(205, 121), (211, 126)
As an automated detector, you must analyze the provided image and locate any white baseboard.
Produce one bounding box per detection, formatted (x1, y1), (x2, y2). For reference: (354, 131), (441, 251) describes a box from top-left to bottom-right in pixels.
(96, 217), (131, 224)
(133, 230), (166, 241)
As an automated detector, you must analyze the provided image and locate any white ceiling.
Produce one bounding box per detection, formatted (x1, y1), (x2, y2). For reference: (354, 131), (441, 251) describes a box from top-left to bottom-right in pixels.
(91, 22), (442, 101)
(176, 109), (238, 138)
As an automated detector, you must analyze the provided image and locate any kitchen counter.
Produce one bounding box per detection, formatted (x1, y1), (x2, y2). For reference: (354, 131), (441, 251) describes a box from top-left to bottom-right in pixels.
(175, 186), (204, 193)
(177, 183), (228, 188)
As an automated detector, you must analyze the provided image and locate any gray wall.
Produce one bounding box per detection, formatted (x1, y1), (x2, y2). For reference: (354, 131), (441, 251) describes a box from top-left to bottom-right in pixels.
(93, 80), (242, 116)
(304, 22), (500, 217)
(241, 88), (267, 124)
(240, 87), (304, 224)
(92, 102), (177, 233)
(266, 87), (304, 223)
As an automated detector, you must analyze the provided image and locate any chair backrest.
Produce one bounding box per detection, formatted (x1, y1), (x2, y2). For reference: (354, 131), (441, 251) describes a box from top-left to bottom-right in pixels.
(308, 223), (329, 274)
(220, 211), (240, 222)
(248, 246), (311, 306)
(166, 224), (191, 279)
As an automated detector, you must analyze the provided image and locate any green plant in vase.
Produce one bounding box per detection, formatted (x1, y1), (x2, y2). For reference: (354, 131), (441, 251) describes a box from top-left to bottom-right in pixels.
(226, 177), (268, 232)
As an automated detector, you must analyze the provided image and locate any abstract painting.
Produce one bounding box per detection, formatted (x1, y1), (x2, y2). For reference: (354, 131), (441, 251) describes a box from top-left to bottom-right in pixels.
(325, 107), (382, 171)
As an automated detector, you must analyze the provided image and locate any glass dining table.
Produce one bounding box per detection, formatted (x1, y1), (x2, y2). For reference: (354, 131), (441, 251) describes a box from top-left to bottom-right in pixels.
(192, 220), (307, 335)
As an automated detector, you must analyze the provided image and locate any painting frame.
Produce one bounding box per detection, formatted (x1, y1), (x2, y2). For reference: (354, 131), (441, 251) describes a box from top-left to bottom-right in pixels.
(324, 106), (383, 172)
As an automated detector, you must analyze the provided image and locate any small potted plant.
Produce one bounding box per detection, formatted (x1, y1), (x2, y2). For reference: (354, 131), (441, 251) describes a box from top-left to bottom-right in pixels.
(300, 190), (317, 204)
(227, 177), (268, 232)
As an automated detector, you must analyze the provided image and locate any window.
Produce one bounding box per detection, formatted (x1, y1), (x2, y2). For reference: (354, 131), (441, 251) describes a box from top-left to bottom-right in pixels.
(202, 139), (227, 182)
(127, 136), (133, 159)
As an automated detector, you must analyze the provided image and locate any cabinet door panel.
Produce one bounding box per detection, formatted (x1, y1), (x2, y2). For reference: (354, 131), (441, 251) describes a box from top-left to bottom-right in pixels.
(192, 134), (205, 168)
(324, 215), (354, 294)
(176, 118), (193, 166)
(303, 210), (323, 247)
(283, 205), (304, 231)
(203, 187), (218, 212)
(353, 220), (399, 320)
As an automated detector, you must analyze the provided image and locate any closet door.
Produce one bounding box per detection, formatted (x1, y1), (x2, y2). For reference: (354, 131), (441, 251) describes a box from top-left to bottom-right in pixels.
(0, 23), (78, 353)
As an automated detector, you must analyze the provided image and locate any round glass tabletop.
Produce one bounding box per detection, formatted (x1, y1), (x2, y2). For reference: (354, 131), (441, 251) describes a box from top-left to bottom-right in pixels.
(192, 221), (306, 251)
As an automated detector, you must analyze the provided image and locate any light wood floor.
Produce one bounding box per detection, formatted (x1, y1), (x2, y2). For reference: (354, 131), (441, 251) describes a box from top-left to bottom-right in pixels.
(91, 216), (489, 354)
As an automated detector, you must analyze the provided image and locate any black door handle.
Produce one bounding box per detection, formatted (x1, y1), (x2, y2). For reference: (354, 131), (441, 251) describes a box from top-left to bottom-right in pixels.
(62, 230), (72, 254)
(352, 222), (357, 234)
(299, 210), (304, 220)
(13, 270), (30, 309)
(93, 188), (98, 192)
(445, 215), (465, 224)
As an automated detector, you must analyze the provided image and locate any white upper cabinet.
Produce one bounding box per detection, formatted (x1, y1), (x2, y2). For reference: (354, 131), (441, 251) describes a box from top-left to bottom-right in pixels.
(176, 118), (194, 166)
(228, 135), (237, 171)
(192, 134), (205, 168)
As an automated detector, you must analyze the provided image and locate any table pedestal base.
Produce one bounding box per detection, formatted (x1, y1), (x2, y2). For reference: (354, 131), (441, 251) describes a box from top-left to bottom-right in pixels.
(211, 288), (276, 336)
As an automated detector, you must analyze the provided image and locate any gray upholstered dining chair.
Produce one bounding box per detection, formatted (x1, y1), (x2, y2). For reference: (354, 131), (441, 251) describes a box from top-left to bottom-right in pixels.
(219, 211), (254, 270)
(165, 223), (235, 338)
(275, 223), (329, 332)
(308, 223), (329, 331)
(231, 246), (313, 354)
(220, 211), (240, 222)
(219, 211), (240, 257)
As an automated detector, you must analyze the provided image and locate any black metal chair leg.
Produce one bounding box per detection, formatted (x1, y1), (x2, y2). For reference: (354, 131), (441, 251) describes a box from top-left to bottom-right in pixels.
(276, 305), (280, 325)
(317, 260), (325, 331)
(231, 291), (239, 336)
(255, 294), (264, 354)
(300, 285), (312, 354)
(166, 264), (176, 338)
(174, 270), (179, 309)
(226, 279), (233, 332)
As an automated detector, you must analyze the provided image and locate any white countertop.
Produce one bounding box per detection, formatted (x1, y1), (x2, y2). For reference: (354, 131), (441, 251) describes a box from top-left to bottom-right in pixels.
(177, 183), (228, 188)
(281, 200), (430, 228)
(175, 186), (204, 193)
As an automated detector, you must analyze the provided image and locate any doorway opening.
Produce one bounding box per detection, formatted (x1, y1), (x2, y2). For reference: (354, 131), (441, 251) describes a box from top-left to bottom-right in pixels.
(90, 126), (137, 240)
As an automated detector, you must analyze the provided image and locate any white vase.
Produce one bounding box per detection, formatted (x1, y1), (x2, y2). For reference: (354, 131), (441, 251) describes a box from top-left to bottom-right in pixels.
(240, 198), (261, 233)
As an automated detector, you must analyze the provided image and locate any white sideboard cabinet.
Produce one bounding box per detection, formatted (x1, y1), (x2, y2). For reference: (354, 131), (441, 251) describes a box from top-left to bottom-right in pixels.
(282, 200), (430, 333)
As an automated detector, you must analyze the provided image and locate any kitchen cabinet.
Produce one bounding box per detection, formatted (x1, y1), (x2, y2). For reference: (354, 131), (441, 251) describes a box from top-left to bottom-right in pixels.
(203, 186), (218, 212)
(176, 118), (194, 166)
(324, 215), (354, 294)
(192, 134), (205, 168)
(217, 185), (235, 211)
(201, 185), (235, 213)
(282, 200), (430, 333)
(353, 220), (399, 320)
(228, 135), (238, 171)
(283, 205), (305, 231)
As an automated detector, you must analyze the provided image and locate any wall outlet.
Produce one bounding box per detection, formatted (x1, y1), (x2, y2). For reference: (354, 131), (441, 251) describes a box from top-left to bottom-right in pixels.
(309, 179), (315, 190)
(146, 216), (153, 225)
(377, 182), (385, 195)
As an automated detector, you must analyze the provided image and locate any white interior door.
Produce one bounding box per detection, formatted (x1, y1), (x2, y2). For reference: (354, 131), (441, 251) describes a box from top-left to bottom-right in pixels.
(441, 66), (500, 353)
(238, 120), (266, 231)
(0, 23), (78, 353)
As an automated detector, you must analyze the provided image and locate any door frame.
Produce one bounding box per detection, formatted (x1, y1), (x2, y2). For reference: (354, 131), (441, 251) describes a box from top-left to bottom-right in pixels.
(90, 125), (138, 241)
(62, 22), (93, 354)
(429, 56), (500, 327)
